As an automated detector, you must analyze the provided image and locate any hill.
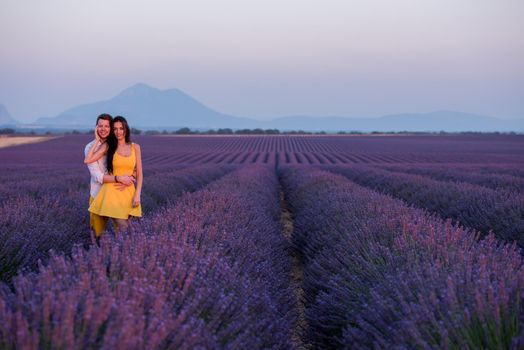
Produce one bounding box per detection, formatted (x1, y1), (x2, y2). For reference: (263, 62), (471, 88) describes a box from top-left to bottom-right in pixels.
(34, 84), (523, 132)
(0, 105), (18, 126)
(36, 83), (257, 129)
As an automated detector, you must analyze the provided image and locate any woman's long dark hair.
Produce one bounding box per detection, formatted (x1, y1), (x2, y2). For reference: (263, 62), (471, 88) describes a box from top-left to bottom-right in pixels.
(107, 116), (131, 174)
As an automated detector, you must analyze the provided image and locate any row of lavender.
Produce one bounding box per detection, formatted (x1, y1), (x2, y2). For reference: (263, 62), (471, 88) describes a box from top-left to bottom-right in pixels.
(280, 166), (524, 349)
(0, 165), (295, 349)
(324, 165), (524, 249)
(136, 134), (523, 159)
(0, 164), (235, 283)
(145, 151), (524, 166)
(145, 151), (436, 166)
(3, 135), (522, 167)
(377, 163), (524, 193)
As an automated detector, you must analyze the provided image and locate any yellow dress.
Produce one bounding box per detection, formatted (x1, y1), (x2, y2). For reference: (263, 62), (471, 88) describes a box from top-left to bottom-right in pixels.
(89, 143), (142, 219)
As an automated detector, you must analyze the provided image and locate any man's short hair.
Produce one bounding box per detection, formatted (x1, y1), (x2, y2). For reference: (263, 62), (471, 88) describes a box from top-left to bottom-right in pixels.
(96, 113), (113, 125)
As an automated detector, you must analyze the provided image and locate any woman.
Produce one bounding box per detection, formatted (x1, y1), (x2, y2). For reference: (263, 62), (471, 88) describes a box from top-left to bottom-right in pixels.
(85, 116), (142, 232)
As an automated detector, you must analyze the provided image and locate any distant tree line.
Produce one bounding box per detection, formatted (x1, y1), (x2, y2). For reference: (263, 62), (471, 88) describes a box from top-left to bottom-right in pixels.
(140, 128), (523, 136)
(0, 128), (15, 134)
(142, 128), (363, 135)
(2, 127), (521, 136)
(143, 128), (291, 135)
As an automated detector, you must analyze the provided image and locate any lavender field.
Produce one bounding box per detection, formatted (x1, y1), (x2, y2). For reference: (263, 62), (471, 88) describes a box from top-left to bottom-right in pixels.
(1, 134), (524, 349)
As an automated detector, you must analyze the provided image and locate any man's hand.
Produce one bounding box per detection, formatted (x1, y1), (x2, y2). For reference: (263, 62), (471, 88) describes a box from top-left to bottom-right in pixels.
(114, 175), (136, 191)
(118, 175), (136, 186)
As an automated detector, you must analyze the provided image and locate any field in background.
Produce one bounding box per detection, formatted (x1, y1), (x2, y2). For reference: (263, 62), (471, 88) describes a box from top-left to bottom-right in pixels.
(0, 135), (57, 149)
(1, 134), (522, 166)
(1, 134), (523, 349)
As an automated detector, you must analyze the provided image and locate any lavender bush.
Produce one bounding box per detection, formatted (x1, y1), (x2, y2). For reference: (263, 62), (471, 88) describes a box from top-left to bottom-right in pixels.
(280, 166), (524, 349)
(1, 134), (523, 348)
(379, 163), (524, 194)
(326, 165), (524, 248)
(1, 134), (523, 167)
(0, 165), (234, 283)
(0, 165), (295, 349)
(141, 164), (236, 211)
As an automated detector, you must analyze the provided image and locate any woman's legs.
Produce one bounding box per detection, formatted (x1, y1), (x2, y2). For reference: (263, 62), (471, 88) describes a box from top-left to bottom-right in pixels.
(112, 218), (129, 232)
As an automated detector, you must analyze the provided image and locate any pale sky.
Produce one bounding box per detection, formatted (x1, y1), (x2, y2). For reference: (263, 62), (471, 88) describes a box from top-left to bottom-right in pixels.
(1, 0), (523, 122)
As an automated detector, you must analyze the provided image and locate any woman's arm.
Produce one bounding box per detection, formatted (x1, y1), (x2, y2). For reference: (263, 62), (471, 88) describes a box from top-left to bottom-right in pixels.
(84, 129), (109, 164)
(132, 143), (143, 207)
(84, 141), (108, 164)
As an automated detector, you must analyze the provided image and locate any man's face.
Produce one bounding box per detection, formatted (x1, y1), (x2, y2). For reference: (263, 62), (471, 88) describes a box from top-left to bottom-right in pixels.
(96, 119), (111, 140)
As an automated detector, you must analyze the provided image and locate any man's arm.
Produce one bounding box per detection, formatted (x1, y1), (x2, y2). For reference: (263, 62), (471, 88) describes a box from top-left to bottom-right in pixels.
(85, 142), (134, 186)
(102, 174), (135, 185)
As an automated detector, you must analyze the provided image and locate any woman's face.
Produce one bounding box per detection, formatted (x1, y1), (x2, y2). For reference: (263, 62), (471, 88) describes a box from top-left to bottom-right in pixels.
(113, 121), (126, 140)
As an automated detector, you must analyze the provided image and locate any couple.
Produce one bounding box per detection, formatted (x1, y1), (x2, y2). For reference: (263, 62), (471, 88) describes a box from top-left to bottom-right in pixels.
(84, 114), (143, 238)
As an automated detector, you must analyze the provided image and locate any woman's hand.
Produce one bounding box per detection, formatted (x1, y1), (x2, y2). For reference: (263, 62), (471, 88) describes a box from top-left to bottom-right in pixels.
(132, 193), (141, 207)
(94, 128), (101, 143)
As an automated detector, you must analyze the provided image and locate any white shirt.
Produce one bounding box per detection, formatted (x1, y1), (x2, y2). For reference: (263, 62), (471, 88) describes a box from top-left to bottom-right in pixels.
(84, 140), (107, 198)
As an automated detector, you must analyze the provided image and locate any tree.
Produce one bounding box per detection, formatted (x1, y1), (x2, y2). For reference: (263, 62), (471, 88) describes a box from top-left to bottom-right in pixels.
(175, 127), (192, 134)
(217, 128), (233, 134)
(0, 128), (15, 134)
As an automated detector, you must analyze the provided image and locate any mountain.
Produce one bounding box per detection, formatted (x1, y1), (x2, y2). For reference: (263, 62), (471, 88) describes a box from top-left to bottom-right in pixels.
(34, 84), (523, 132)
(366, 111), (524, 132)
(0, 104), (18, 126)
(36, 83), (258, 129)
(271, 111), (524, 132)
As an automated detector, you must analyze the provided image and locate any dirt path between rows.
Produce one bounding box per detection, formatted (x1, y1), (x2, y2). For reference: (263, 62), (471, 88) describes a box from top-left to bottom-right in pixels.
(279, 180), (311, 350)
(0, 136), (59, 149)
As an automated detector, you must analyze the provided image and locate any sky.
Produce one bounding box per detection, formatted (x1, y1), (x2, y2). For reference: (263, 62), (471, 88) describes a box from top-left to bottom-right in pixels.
(1, 0), (523, 123)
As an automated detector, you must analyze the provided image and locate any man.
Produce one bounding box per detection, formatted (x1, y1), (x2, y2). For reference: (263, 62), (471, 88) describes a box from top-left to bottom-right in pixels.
(84, 113), (135, 239)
